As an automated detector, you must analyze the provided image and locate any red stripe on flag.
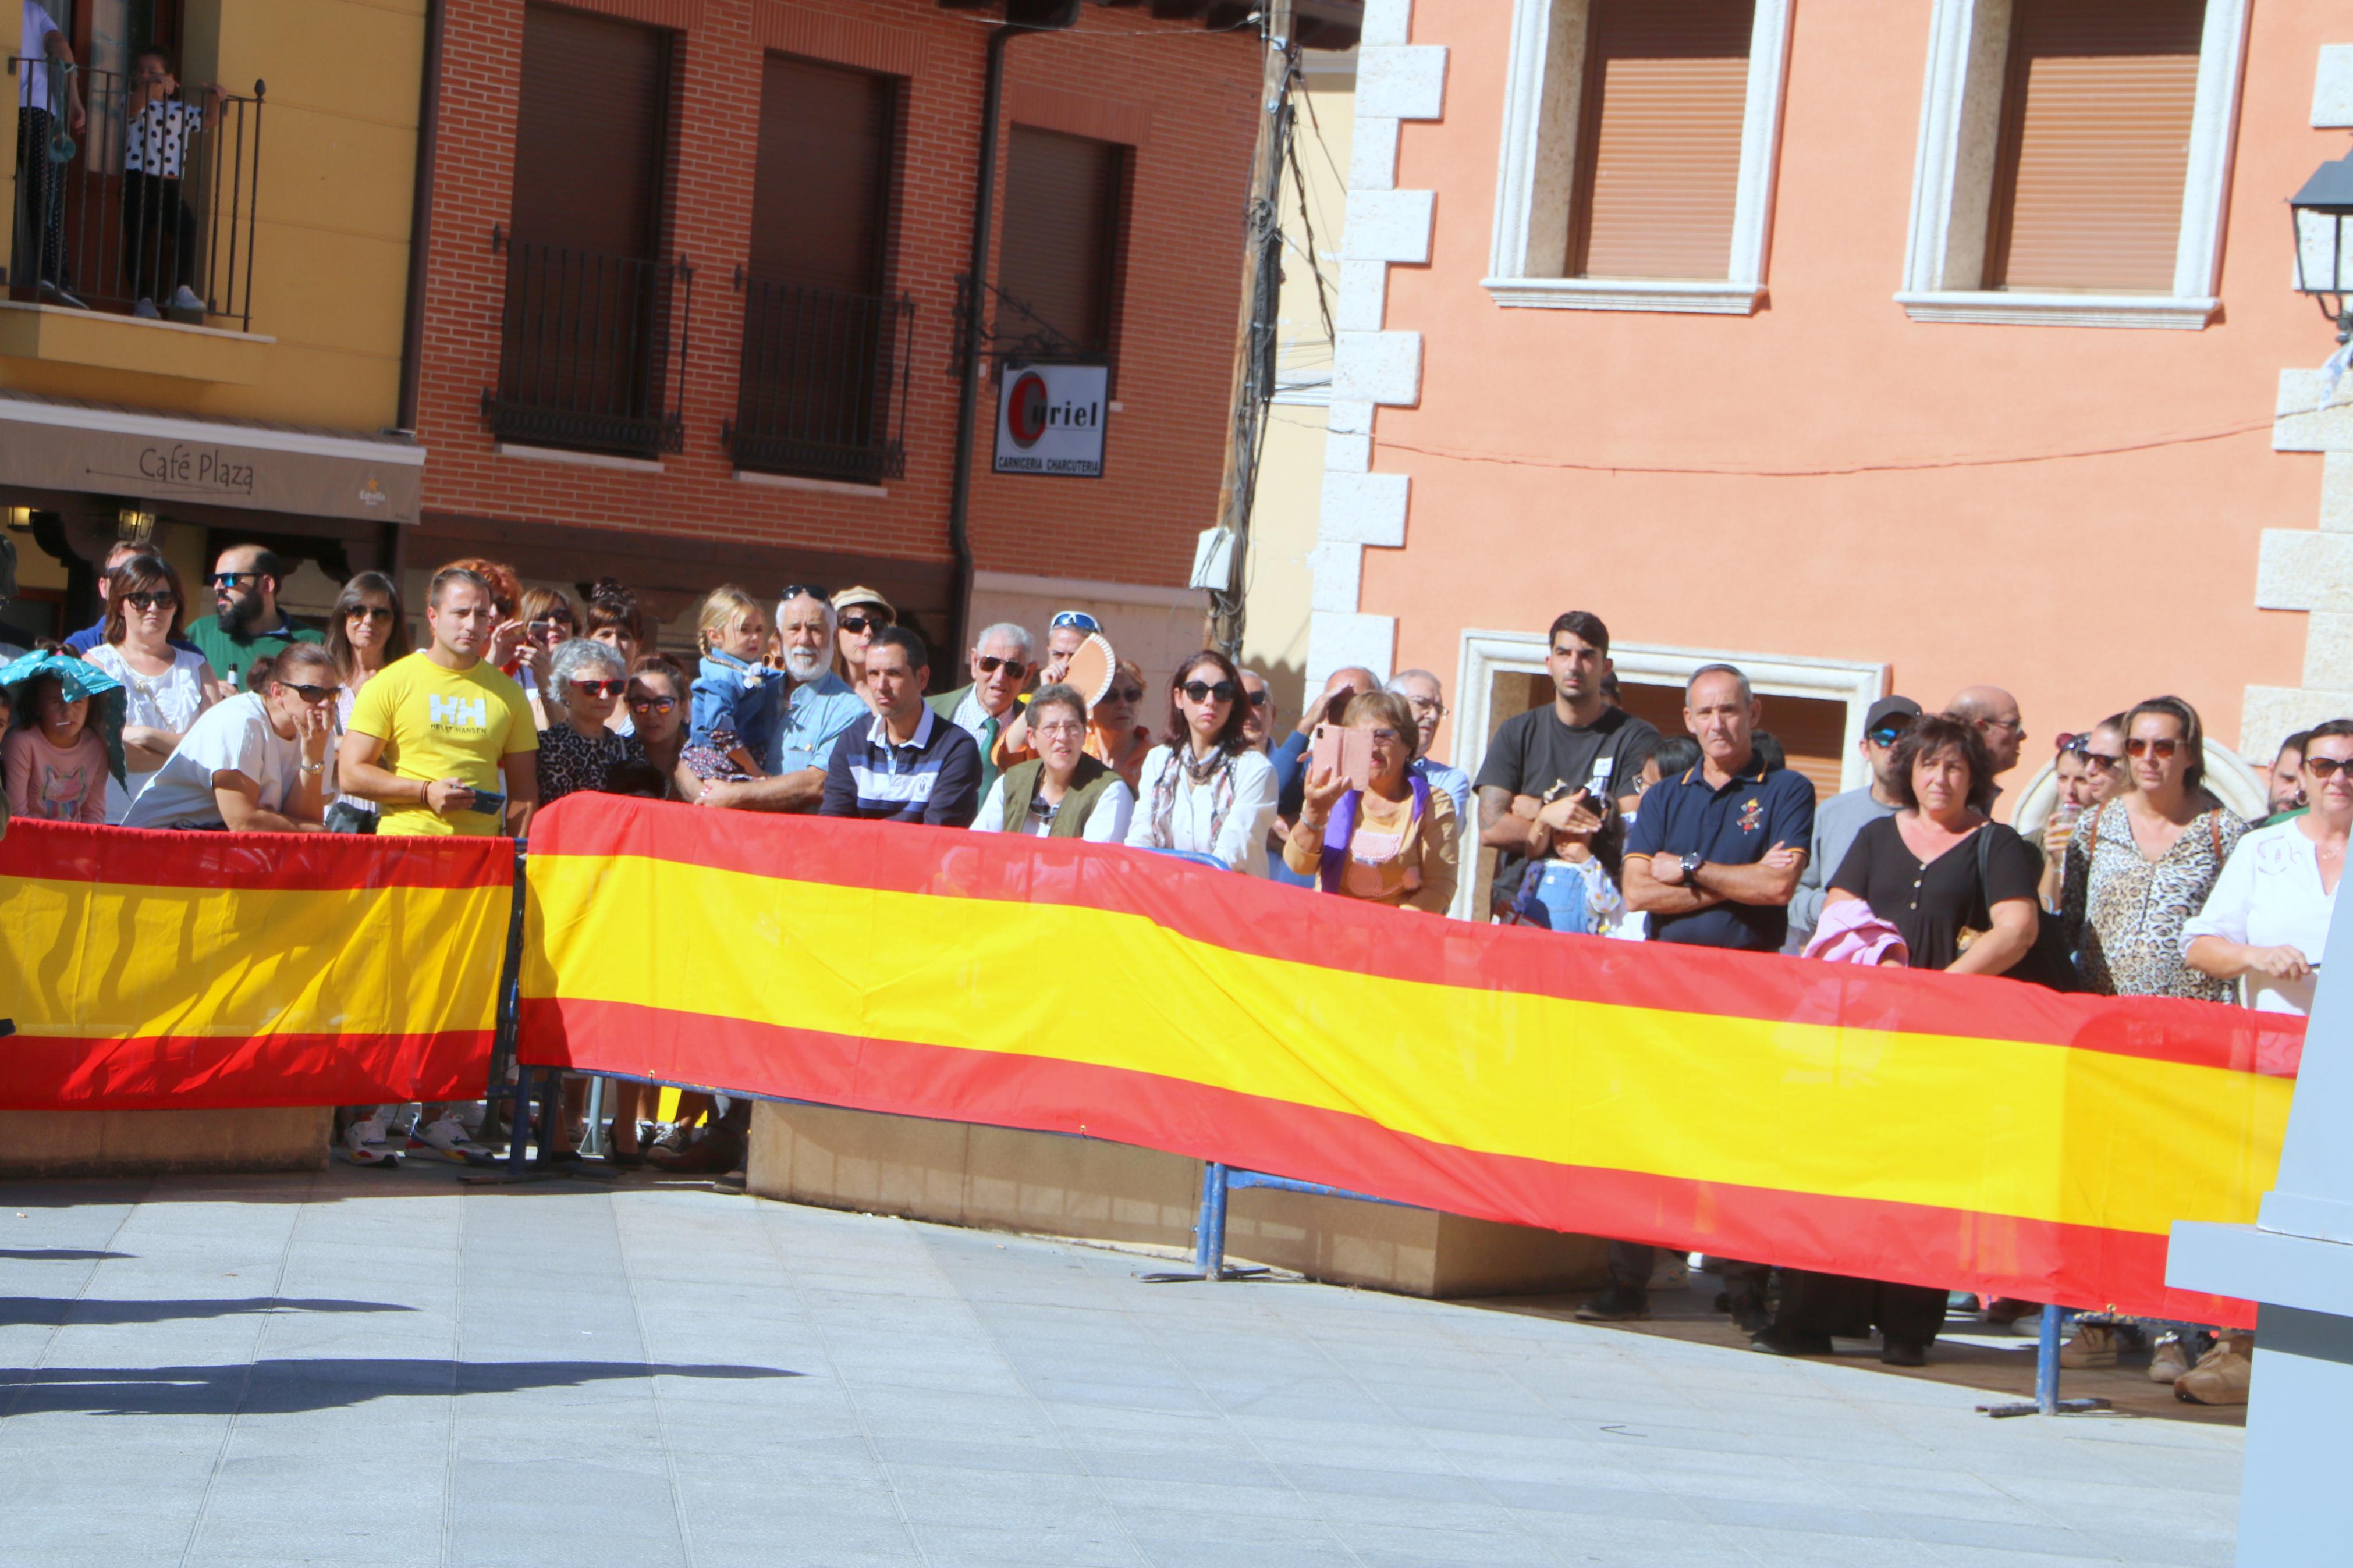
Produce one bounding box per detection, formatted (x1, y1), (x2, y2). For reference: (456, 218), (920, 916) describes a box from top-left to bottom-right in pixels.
(0, 1030), (497, 1111)
(527, 795), (2302, 1075)
(0, 817), (514, 892)
(520, 994), (2250, 1325)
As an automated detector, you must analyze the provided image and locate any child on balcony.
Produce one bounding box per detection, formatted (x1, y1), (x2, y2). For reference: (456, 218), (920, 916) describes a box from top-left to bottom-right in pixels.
(684, 585), (780, 787)
(122, 45), (219, 321)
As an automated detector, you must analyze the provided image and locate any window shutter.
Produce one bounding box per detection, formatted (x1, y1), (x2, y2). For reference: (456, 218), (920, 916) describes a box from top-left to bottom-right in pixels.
(748, 55), (895, 296)
(1986, 0), (2206, 294)
(999, 126), (1123, 357)
(513, 4), (669, 260)
(1569, 0), (1756, 282)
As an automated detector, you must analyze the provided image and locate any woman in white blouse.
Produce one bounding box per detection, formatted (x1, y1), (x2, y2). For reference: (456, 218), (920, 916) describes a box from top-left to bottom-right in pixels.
(1124, 650), (1278, 874)
(2184, 719), (2353, 1015)
(80, 551), (219, 820)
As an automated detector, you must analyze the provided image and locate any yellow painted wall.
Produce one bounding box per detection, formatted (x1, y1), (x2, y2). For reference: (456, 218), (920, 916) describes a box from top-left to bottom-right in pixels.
(1238, 55), (1350, 724)
(0, 0), (423, 433)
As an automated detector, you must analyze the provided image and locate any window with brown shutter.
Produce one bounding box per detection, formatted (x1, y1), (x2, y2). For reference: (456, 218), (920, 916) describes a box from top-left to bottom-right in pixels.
(747, 54), (896, 294)
(998, 126), (1124, 358)
(1985, 0), (2206, 295)
(1567, 0), (1756, 282)
(512, 4), (670, 259)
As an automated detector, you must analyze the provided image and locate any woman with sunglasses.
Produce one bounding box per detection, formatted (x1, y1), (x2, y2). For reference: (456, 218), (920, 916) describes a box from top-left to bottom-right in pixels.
(83, 551), (220, 821)
(1088, 657), (1153, 791)
(2060, 695), (2245, 1002)
(320, 572), (413, 832)
(623, 653), (688, 796)
(828, 586), (894, 710)
(1124, 650), (1279, 874)
(1287, 689), (1458, 912)
(120, 645), (338, 831)
(535, 638), (645, 808)
(2184, 719), (2353, 1017)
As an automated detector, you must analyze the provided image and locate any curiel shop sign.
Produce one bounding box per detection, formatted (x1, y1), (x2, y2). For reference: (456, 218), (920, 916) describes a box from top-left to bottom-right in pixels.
(993, 363), (1109, 478)
(139, 442), (257, 496)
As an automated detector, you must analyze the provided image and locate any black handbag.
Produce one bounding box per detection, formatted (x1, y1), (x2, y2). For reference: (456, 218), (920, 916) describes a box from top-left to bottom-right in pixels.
(1974, 822), (2081, 991)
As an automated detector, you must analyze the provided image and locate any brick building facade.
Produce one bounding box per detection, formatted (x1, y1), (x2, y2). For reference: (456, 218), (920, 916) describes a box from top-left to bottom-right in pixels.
(404, 0), (1278, 679)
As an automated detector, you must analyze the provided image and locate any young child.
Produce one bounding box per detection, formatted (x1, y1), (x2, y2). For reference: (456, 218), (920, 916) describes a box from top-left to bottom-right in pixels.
(5, 671), (109, 823)
(121, 46), (220, 320)
(684, 585), (780, 786)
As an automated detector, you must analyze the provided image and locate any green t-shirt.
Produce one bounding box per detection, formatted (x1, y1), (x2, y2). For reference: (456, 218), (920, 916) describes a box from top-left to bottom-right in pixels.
(182, 613), (325, 691)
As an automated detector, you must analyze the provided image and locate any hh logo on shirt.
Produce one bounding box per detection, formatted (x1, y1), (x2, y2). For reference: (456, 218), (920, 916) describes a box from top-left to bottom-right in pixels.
(428, 694), (489, 733)
(1738, 797), (1763, 833)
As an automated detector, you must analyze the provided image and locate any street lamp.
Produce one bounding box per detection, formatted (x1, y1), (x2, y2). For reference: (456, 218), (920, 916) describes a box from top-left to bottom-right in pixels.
(2291, 151), (2353, 344)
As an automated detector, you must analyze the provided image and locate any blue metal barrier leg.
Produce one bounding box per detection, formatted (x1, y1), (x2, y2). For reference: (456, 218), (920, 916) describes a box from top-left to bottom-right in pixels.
(1195, 1162), (1227, 1281)
(1978, 1304), (2111, 1417)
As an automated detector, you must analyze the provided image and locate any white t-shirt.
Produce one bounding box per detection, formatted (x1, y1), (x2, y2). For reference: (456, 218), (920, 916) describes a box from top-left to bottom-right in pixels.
(83, 641), (211, 822)
(1123, 745), (1279, 876)
(121, 691), (303, 830)
(2181, 817), (2343, 1016)
(19, 3), (58, 109)
(973, 776), (1135, 843)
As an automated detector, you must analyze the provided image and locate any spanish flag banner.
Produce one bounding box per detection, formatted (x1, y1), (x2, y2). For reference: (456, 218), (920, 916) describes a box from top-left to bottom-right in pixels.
(523, 795), (2291, 1324)
(0, 819), (513, 1111)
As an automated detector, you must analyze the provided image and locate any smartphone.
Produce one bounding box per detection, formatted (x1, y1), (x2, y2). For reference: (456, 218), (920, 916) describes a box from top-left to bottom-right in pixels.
(1309, 724), (1376, 791)
(466, 788), (507, 818)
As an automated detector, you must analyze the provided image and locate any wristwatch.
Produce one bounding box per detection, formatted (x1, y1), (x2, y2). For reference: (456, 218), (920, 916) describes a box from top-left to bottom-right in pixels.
(1680, 851), (1705, 883)
(297, 760), (326, 776)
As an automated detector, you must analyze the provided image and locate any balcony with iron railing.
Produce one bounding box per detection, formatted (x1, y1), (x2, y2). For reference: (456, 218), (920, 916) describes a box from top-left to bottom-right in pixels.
(482, 227), (691, 460)
(726, 271), (913, 486)
(5, 60), (264, 331)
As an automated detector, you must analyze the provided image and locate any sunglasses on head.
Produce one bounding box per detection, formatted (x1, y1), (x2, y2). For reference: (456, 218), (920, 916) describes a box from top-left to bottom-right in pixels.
(977, 655), (1029, 679)
(779, 584), (828, 605)
(1049, 610), (1102, 632)
(2125, 737), (2182, 759)
(122, 592), (176, 612)
(1181, 680), (1238, 704)
(572, 678), (627, 698)
(627, 694), (676, 715)
(838, 613), (886, 635)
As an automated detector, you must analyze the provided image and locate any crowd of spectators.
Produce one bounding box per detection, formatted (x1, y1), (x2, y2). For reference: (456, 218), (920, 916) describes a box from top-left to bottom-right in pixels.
(0, 549), (2337, 1406)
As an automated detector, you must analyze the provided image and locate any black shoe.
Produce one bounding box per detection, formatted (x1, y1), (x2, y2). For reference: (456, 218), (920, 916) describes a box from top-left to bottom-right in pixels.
(1728, 1292), (1770, 1335)
(1749, 1325), (1833, 1357)
(1713, 1291), (1731, 1313)
(1575, 1286), (1651, 1322)
(1880, 1336), (1929, 1367)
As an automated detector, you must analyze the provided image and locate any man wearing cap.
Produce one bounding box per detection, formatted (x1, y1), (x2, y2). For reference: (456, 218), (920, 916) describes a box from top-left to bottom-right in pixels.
(693, 586), (868, 814)
(1785, 695), (1921, 952)
(829, 586), (895, 708)
(927, 621), (1033, 798)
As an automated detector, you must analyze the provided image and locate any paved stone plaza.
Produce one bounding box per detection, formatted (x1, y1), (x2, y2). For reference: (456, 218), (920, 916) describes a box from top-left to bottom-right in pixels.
(0, 1166), (2241, 1567)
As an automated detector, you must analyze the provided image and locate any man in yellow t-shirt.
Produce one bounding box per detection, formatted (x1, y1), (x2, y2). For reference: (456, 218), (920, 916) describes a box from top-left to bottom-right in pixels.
(339, 565), (538, 837)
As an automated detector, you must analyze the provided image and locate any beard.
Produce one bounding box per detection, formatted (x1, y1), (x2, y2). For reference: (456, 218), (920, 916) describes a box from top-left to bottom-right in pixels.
(223, 591), (269, 635)
(782, 644), (827, 682)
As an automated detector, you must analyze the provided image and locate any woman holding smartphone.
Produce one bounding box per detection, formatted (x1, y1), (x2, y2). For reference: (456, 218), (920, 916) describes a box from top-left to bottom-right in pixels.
(1288, 689), (1458, 912)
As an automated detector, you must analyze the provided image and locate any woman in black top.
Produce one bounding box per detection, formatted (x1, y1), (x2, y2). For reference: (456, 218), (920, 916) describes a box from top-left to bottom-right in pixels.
(1751, 713), (2043, 1368)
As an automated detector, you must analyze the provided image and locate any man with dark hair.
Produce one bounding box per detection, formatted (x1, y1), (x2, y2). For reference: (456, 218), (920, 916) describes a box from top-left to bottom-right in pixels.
(183, 542), (322, 688)
(63, 541), (197, 654)
(2265, 728), (2316, 823)
(1588, 662), (1815, 1328)
(1786, 694), (1921, 951)
(820, 625), (982, 826)
(1474, 611), (1660, 922)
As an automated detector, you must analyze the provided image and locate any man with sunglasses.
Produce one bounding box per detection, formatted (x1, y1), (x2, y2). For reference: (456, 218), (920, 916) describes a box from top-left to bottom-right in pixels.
(120, 643), (338, 831)
(1038, 609), (1100, 685)
(62, 540), (198, 655)
(182, 543), (324, 690)
(690, 587), (867, 815)
(1946, 685), (2027, 805)
(927, 621), (1034, 798)
(1786, 695), (1921, 952)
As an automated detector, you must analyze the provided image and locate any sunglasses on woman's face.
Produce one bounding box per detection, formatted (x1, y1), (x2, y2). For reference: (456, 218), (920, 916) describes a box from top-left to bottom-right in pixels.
(2082, 751), (2124, 771)
(627, 694), (676, 715)
(2125, 737), (2182, 760)
(838, 614), (885, 636)
(347, 604), (395, 623)
(122, 592), (176, 612)
(279, 682), (339, 706)
(573, 678), (627, 699)
(529, 617), (572, 638)
(1102, 685), (1144, 704)
(2305, 756), (2353, 780)
(1181, 680), (1237, 704)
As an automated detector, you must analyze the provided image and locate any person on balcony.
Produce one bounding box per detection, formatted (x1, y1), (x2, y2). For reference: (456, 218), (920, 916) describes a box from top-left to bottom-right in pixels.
(15, 2), (87, 308)
(122, 45), (218, 321)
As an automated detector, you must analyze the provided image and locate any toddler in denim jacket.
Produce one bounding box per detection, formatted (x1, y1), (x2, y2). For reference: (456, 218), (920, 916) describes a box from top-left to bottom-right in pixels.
(685, 585), (781, 783)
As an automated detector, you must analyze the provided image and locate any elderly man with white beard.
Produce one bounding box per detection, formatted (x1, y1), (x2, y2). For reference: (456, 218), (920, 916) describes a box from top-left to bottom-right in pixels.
(688, 586), (871, 813)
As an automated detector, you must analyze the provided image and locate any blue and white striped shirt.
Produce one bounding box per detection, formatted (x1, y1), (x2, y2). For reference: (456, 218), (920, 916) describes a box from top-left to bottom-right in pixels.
(819, 705), (983, 827)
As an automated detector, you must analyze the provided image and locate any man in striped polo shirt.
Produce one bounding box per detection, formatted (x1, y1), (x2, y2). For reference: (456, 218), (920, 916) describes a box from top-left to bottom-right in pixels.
(819, 625), (982, 827)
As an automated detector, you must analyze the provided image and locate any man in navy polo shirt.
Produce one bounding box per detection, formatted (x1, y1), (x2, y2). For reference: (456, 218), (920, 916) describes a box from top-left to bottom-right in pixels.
(1575, 662), (1815, 1328)
(819, 624), (982, 827)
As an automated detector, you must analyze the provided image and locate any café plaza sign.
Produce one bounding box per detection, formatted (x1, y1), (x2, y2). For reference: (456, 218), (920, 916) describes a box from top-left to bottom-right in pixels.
(0, 394), (424, 524)
(993, 362), (1109, 478)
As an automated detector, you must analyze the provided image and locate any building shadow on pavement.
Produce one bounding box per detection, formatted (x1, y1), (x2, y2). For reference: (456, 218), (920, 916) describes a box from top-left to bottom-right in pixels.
(0, 1295), (416, 1326)
(0, 1249), (136, 1261)
(0, 1358), (801, 1417)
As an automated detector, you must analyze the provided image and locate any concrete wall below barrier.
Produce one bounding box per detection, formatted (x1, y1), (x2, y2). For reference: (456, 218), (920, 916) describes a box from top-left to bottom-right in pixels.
(0, 1108), (332, 1177)
(747, 1101), (1611, 1300)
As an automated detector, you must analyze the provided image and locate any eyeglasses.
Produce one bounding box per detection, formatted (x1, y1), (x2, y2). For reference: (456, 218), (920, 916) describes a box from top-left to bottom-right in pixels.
(1033, 720), (1087, 739)
(1181, 680), (1238, 703)
(122, 592), (176, 612)
(838, 614), (886, 635)
(627, 695), (676, 715)
(2125, 737), (2182, 760)
(1866, 725), (1908, 748)
(278, 682), (339, 706)
(1102, 685), (1144, 704)
(1403, 696), (1446, 717)
(346, 605), (395, 623)
(573, 678), (627, 699)
(2305, 756), (2353, 780)
(210, 571), (260, 588)
(1978, 715), (2025, 738)
(1049, 610), (1102, 632)
(977, 655), (1030, 679)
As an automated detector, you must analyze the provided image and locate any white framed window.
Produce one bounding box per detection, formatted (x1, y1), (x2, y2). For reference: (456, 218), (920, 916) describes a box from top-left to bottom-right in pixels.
(1896, 0), (2249, 329)
(1486, 0), (1793, 315)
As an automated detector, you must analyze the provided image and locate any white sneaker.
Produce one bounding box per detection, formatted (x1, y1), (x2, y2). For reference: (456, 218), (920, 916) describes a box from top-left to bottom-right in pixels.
(343, 1118), (400, 1167)
(168, 284), (204, 312)
(133, 296), (160, 319)
(413, 1116), (482, 1162)
(2148, 1333), (2192, 1384)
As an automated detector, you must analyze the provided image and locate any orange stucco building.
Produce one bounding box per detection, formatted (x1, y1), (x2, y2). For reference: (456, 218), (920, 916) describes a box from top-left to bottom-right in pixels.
(1305, 0), (2353, 827)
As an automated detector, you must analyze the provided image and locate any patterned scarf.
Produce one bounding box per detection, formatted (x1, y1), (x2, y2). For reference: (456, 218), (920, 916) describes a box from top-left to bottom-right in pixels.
(1146, 745), (1237, 853)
